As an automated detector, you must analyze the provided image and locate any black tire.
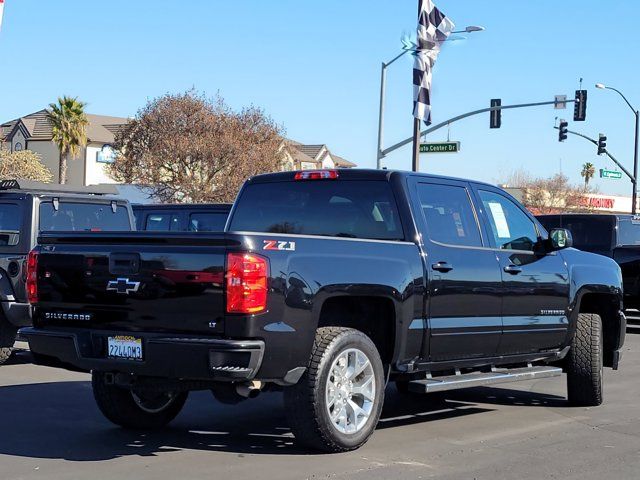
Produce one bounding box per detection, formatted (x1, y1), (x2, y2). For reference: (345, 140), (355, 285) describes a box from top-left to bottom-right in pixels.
(91, 371), (188, 429)
(0, 316), (17, 365)
(567, 313), (603, 407)
(284, 327), (385, 452)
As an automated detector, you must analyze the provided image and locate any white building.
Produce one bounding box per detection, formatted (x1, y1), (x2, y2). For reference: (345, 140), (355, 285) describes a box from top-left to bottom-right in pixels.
(1, 109), (127, 186)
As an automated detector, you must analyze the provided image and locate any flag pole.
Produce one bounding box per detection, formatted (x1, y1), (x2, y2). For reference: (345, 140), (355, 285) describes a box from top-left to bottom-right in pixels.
(411, 118), (421, 172)
(411, 0), (422, 173)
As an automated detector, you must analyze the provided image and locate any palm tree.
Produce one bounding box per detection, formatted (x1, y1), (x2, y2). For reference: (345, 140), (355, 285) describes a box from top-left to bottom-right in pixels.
(46, 96), (88, 184)
(581, 162), (596, 188)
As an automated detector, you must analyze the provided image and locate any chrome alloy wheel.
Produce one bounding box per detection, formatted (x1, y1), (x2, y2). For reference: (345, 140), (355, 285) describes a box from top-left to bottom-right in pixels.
(325, 348), (376, 434)
(131, 390), (179, 414)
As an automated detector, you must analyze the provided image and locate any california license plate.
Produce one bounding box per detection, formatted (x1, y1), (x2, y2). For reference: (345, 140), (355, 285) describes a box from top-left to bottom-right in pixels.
(107, 335), (143, 360)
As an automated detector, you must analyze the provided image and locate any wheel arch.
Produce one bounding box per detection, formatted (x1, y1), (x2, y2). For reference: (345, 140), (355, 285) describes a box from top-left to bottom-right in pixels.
(575, 287), (625, 368)
(316, 294), (398, 366)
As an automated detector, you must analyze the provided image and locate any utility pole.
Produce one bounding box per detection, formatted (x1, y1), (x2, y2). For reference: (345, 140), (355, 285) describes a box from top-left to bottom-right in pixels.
(411, 118), (421, 172)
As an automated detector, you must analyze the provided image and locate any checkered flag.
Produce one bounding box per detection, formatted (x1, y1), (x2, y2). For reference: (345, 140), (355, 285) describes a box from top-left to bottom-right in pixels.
(413, 0), (455, 125)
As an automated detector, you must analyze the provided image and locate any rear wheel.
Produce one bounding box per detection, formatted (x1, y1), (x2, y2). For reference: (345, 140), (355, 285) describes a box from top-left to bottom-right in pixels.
(91, 371), (188, 429)
(0, 316), (17, 365)
(567, 313), (603, 407)
(284, 327), (385, 452)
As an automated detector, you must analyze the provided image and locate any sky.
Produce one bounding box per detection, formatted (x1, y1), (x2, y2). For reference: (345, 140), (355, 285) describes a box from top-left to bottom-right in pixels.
(1, 0), (639, 196)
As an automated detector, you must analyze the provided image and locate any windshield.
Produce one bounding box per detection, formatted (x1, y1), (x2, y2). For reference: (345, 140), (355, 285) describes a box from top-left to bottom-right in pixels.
(229, 180), (404, 240)
(39, 202), (131, 232)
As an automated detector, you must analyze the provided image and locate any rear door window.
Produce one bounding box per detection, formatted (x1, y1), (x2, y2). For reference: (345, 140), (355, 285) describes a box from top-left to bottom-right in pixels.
(229, 180), (403, 240)
(0, 203), (22, 246)
(0, 204), (22, 231)
(39, 202), (131, 231)
(188, 212), (228, 232)
(416, 183), (482, 247)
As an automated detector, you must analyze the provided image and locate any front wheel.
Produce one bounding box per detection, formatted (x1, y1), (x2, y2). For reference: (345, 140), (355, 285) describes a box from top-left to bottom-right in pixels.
(91, 372), (188, 429)
(284, 327), (385, 452)
(566, 313), (603, 407)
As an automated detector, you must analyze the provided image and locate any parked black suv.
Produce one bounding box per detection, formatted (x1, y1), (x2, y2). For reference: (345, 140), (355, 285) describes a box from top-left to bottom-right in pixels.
(133, 203), (232, 232)
(0, 179), (134, 364)
(538, 214), (640, 309)
(22, 170), (625, 452)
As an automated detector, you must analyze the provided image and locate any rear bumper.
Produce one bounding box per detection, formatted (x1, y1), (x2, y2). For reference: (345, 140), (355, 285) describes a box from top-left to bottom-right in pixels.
(19, 327), (264, 381)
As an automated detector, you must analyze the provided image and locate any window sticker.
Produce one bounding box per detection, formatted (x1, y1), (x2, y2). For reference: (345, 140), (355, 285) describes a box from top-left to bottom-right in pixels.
(488, 202), (511, 238)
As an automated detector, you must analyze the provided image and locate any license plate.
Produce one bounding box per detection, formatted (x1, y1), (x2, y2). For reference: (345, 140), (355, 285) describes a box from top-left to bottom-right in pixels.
(107, 336), (143, 361)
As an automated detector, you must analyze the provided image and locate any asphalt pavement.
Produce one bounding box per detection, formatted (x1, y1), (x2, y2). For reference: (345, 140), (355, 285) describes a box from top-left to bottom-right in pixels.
(1, 334), (639, 480)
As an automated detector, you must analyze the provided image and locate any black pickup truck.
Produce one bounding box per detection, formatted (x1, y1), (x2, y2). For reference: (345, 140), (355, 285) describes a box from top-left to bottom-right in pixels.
(538, 214), (640, 310)
(0, 180), (134, 364)
(21, 169), (625, 452)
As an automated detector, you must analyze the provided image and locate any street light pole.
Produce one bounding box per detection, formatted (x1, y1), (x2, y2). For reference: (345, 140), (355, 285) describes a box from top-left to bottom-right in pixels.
(596, 83), (639, 214)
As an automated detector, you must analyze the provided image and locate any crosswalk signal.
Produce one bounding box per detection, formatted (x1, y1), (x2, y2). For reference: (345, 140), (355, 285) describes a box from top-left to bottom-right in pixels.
(598, 134), (607, 155)
(558, 120), (568, 142)
(490, 99), (501, 129)
(574, 90), (587, 121)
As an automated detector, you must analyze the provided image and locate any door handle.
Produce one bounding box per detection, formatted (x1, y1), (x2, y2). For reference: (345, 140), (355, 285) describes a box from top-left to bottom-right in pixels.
(503, 264), (523, 275)
(432, 261), (453, 273)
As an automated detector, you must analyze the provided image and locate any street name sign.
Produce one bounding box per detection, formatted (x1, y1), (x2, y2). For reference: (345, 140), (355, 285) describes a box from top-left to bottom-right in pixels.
(420, 141), (460, 154)
(600, 168), (622, 180)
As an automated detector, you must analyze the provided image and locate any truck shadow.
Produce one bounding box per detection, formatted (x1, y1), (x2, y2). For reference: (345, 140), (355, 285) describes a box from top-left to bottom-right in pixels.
(0, 378), (564, 461)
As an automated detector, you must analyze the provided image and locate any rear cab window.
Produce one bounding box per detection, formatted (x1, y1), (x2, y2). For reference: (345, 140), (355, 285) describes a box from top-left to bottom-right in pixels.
(39, 201), (131, 232)
(616, 217), (640, 246)
(229, 180), (404, 240)
(189, 212), (228, 232)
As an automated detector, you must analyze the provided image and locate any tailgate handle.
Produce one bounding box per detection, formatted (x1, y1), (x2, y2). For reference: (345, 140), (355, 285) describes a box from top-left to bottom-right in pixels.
(109, 253), (141, 275)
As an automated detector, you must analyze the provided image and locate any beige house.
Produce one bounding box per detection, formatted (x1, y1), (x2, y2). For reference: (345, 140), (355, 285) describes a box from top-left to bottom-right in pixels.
(283, 140), (356, 171)
(1, 110), (128, 186)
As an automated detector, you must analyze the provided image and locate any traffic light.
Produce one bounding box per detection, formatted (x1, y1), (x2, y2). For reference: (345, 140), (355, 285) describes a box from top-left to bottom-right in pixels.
(574, 90), (587, 121)
(490, 99), (501, 129)
(558, 120), (568, 142)
(598, 134), (607, 155)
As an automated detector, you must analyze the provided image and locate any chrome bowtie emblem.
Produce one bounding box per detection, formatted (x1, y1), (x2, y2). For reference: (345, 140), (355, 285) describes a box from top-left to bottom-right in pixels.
(107, 278), (141, 295)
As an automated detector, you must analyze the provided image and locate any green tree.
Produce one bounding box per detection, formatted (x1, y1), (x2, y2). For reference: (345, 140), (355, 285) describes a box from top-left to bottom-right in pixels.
(46, 96), (89, 184)
(0, 148), (53, 182)
(581, 162), (596, 187)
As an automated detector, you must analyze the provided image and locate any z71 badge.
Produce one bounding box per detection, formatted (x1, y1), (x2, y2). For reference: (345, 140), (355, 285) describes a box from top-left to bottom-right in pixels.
(263, 240), (296, 251)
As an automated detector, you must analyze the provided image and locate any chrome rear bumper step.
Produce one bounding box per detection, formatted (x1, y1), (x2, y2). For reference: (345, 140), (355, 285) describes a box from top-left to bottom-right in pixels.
(408, 365), (563, 393)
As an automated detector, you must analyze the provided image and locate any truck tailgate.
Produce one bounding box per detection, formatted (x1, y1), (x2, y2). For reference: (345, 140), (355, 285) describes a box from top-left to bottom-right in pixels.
(35, 232), (237, 334)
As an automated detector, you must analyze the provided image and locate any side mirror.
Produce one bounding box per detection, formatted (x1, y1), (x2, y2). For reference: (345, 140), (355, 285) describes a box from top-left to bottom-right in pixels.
(549, 228), (573, 250)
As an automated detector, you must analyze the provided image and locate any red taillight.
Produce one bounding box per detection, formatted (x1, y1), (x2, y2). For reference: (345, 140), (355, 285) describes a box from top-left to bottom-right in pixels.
(226, 253), (268, 314)
(294, 170), (339, 181)
(26, 250), (38, 304)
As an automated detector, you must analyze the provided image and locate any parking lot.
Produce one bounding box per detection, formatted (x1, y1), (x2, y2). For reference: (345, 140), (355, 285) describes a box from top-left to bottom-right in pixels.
(0, 332), (636, 480)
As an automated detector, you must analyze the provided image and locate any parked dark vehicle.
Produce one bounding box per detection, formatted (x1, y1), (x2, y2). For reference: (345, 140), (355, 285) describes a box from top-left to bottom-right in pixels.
(0, 179), (134, 364)
(133, 203), (232, 232)
(21, 170), (625, 452)
(538, 214), (640, 310)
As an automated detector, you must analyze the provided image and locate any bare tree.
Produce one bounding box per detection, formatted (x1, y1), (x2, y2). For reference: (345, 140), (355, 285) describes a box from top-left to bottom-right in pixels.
(499, 170), (594, 214)
(110, 91), (285, 203)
